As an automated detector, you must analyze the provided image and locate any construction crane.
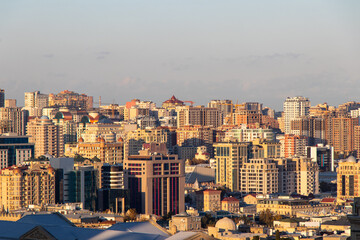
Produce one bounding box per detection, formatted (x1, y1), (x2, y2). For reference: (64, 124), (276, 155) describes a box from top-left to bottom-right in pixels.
(222, 101), (234, 125)
(94, 96), (118, 119)
(184, 101), (194, 106)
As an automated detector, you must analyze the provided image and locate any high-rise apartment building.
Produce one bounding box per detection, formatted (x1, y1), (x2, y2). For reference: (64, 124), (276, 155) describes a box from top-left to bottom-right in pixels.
(0, 163), (56, 211)
(124, 150), (185, 216)
(125, 127), (176, 156)
(284, 134), (308, 158)
(0, 107), (28, 135)
(26, 116), (64, 158)
(176, 125), (215, 157)
(307, 144), (334, 172)
(283, 96), (310, 134)
(48, 90), (93, 109)
(208, 100), (233, 116)
(4, 99), (16, 108)
(240, 158), (279, 194)
(290, 117), (326, 145)
(326, 117), (358, 156)
(24, 91), (49, 117)
(176, 106), (222, 128)
(233, 110), (262, 126)
(214, 142), (251, 191)
(274, 157), (319, 195)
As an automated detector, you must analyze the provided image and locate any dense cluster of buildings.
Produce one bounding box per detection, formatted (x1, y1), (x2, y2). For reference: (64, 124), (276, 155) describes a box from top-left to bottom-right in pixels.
(1, 89), (360, 239)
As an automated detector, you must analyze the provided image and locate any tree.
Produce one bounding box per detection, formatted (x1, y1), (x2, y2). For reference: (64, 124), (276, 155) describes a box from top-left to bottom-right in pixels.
(185, 195), (192, 204)
(74, 154), (85, 162)
(275, 230), (280, 240)
(162, 211), (175, 221)
(91, 156), (101, 162)
(201, 213), (216, 228)
(238, 215), (251, 225)
(259, 209), (276, 226)
(125, 208), (137, 221)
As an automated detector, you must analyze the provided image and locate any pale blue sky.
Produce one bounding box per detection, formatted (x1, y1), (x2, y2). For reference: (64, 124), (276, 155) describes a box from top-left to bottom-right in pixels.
(0, 1), (359, 110)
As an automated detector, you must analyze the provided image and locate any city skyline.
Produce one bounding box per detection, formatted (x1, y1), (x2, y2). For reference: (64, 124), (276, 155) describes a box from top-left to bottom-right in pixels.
(1, 1), (360, 111)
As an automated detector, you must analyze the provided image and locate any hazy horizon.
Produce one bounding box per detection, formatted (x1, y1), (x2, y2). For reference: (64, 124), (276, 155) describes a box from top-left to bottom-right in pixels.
(1, 1), (359, 111)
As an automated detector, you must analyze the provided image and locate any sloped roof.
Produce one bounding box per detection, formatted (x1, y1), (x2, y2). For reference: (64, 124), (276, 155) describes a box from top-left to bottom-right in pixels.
(222, 197), (239, 202)
(108, 221), (170, 238)
(322, 217), (350, 226)
(321, 197), (336, 203)
(163, 95), (184, 104)
(17, 212), (75, 227)
(185, 166), (215, 184)
(0, 219), (167, 240)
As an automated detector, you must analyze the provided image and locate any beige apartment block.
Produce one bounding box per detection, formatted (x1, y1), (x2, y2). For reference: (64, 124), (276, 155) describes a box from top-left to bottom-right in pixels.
(125, 127), (175, 156)
(214, 142), (251, 192)
(0, 163), (56, 212)
(257, 198), (332, 217)
(176, 106), (221, 128)
(240, 159), (279, 194)
(66, 137), (124, 164)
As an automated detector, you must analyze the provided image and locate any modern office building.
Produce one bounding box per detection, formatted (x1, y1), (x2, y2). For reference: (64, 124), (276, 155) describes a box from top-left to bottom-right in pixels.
(124, 149), (185, 216)
(307, 144), (334, 172)
(0, 89), (4, 108)
(65, 165), (98, 210)
(0, 134), (34, 169)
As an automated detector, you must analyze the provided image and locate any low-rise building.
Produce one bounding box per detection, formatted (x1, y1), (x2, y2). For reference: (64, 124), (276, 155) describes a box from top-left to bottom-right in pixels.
(196, 189), (221, 212)
(256, 198), (332, 217)
(221, 197), (239, 213)
(169, 212), (202, 233)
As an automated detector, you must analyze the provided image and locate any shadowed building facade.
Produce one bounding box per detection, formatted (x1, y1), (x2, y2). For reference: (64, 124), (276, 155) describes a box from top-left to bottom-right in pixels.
(124, 149), (185, 216)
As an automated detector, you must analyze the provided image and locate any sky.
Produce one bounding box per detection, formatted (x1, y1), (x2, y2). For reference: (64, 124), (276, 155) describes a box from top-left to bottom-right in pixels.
(0, 1), (359, 111)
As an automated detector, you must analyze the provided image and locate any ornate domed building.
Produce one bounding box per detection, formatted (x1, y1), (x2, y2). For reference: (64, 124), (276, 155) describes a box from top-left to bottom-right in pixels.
(162, 95), (184, 108)
(208, 217), (238, 239)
